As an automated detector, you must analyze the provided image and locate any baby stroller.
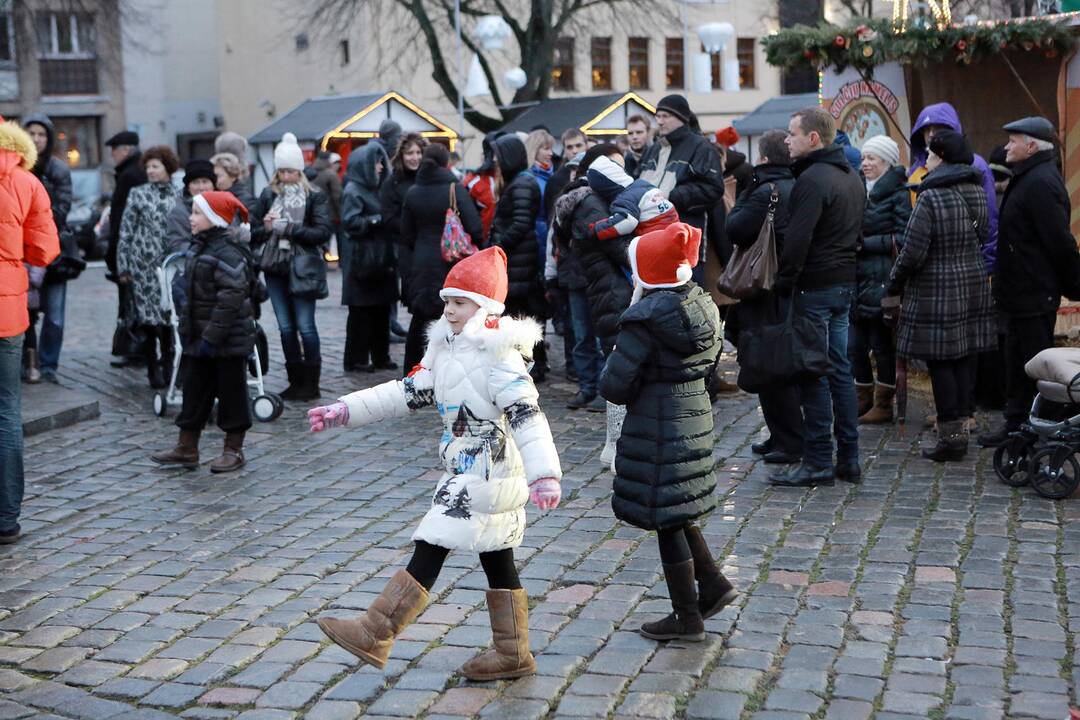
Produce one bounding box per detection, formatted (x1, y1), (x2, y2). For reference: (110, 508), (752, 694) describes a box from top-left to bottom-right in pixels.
(993, 347), (1080, 499)
(152, 251), (283, 423)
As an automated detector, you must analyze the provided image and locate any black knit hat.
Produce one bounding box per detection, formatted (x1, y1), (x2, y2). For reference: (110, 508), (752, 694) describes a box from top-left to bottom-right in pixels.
(580, 144), (621, 174)
(656, 94), (692, 124)
(182, 158), (216, 188)
(928, 129), (973, 166)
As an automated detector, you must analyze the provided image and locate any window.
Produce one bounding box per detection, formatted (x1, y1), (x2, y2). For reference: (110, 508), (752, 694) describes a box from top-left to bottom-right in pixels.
(628, 37), (649, 90)
(35, 13), (95, 58)
(591, 37), (611, 90)
(0, 12), (14, 66)
(737, 38), (756, 88)
(705, 44), (721, 90)
(51, 116), (100, 169)
(295, 33), (309, 52)
(551, 37), (574, 91)
(665, 38), (684, 90)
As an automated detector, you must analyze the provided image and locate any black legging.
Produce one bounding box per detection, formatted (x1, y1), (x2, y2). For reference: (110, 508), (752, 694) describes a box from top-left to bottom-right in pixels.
(850, 316), (896, 386)
(927, 355), (975, 424)
(405, 540), (521, 591)
(657, 524), (692, 565)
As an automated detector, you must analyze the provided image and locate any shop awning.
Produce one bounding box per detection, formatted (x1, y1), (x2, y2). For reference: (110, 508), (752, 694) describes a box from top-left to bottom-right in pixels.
(499, 92), (656, 138)
(248, 91), (458, 149)
(732, 93), (818, 136)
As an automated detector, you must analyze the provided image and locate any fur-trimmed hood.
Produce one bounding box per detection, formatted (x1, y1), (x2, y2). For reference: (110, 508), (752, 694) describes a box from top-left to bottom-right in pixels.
(423, 311), (543, 366)
(0, 121), (38, 173)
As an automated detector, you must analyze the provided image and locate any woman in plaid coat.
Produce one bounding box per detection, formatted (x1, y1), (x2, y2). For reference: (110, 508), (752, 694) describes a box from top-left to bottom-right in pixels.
(888, 130), (994, 462)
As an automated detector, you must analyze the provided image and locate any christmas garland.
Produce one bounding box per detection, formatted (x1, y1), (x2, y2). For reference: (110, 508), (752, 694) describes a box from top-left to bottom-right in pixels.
(762, 16), (1078, 73)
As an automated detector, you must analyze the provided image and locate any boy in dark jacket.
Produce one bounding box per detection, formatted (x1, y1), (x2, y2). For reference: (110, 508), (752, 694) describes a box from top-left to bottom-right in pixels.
(586, 155), (678, 240)
(600, 222), (737, 643)
(151, 192), (256, 474)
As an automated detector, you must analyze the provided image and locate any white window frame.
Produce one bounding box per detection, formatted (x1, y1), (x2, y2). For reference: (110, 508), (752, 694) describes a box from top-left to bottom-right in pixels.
(38, 13), (95, 59)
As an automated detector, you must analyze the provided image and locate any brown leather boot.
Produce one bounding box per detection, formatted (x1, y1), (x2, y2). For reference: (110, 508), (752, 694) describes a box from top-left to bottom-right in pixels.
(210, 432), (246, 474)
(460, 588), (537, 681)
(684, 526), (739, 618)
(639, 560), (706, 642)
(150, 429), (200, 469)
(859, 384), (895, 424)
(855, 383), (874, 417)
(317, 569), (429, 669)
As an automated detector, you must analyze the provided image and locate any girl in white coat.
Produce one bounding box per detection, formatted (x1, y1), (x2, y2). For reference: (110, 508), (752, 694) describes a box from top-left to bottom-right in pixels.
(308, 246), (562, 681)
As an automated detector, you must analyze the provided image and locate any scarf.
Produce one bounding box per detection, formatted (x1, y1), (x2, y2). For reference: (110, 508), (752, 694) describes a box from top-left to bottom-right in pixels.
(270, 182), (308, 240)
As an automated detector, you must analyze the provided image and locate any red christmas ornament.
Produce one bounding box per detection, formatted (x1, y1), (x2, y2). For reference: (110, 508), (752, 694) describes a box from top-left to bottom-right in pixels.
(956, 40), (967, 51)
(803, 49), (814, 59)
(835, 34), (847, 47)
(1047, 49), (1059, 58)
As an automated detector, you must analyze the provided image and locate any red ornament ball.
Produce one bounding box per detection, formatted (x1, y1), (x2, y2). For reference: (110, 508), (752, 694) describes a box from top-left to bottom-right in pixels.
(835, 35), (847, 47)
(956, 40), (967, 51)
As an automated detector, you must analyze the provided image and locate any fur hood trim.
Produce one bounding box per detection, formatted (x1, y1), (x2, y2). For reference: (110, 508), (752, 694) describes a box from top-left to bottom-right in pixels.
(422, 312), (543, 365)
(0, 122), (38, 170)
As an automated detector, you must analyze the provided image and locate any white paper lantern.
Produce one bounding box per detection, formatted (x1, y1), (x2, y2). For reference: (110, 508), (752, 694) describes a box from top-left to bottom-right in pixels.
(691, 53), (712, 94)
(464, 53), (491, 98)
(504, 67), (527, 91)
(722, 58), (741, 92)
(697, 22), (735, 54)
(474, 15), (512, 50)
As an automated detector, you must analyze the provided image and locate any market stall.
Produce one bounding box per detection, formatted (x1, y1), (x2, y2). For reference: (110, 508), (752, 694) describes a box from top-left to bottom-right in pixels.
(498, 92), (656, 143)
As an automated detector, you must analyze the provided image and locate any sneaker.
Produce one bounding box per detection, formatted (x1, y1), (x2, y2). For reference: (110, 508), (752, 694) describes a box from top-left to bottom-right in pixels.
(40, 370), (58, 384)
(769, 463), (835, 487)
(585, 395), (607, 413)
(566, 392), (595, 410)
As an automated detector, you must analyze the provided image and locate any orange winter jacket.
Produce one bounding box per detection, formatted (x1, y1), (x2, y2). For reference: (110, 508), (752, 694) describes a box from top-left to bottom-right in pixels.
(0, 121), (59, 338)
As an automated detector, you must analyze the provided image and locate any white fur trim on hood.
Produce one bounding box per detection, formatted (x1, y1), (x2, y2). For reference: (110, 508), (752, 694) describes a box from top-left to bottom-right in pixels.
(422, 311), (543, 367)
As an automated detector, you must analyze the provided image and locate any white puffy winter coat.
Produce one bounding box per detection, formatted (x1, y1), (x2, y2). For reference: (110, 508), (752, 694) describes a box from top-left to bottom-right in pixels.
(338, 311), (562, 553)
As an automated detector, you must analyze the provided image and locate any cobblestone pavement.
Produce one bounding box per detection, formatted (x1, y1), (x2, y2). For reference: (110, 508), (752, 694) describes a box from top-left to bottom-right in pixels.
(2, 267), (1079, 720)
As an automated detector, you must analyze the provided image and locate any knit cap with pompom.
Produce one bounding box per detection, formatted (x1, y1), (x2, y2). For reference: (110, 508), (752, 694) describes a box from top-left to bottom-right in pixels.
(274, 132), (305, 172)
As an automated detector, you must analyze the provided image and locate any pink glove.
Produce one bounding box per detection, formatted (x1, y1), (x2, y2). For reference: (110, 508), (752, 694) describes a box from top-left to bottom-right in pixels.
(308, 402), (349, 432)
(529, 477), (561, 511)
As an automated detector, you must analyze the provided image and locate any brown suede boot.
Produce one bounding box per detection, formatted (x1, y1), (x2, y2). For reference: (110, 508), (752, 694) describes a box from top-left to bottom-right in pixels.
(317, 569), (429, 669)
(855, 383), (874, 417)
(859, 384), (895, 424)
(640, 560), (706, 642)
(684, 526), (739, 618)
(210, 432), (246, 474)
(150, 429), (201, 469)
(460, 588), (537, 681)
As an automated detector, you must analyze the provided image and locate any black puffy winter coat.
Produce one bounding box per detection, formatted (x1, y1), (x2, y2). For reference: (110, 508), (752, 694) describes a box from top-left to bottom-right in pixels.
(490, 135), (542, 305)
(250, 185), (333, 251)
(599, 283), (721, 530)
(24, 114), (72, 233)
(855, 166), (911, 319)
(994, 150), (1080, 316)
(340, 144), (398, 307)
(561, 182), (632, 351)
(381, 167), (418, 297)
(180, 226), (256, 358)
(400, 163), (485, 317)
(636, 124), (724, 232)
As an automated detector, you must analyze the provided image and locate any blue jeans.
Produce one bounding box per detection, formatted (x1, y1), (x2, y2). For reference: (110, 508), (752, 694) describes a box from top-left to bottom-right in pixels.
(266, 274), (321, 364)
(36, 281), (65, 373)
(568, 289), (604, 396)
(0, 334), (24, 535)
(794, 285), (860, 468)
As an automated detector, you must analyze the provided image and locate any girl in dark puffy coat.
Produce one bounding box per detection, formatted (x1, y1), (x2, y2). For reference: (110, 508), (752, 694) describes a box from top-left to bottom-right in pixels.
(381, 133), (427, 338)
(600, 222), (736, 643)
(852, 135), (911, 424)
(490, 135), (546, 379)
(151, 192), (255, 474)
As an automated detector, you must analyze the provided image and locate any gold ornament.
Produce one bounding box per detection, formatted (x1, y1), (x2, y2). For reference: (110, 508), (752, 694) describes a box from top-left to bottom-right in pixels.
(863, 44), (874, 57)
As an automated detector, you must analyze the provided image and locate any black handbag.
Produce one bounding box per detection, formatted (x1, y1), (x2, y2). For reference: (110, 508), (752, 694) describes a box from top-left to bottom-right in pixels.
(45, 229), (87, 283)
(111, 285), (145, 357)
(737, 296), (829, 393)
(349, 236), (396, 282)
(289, 245), (329, 299)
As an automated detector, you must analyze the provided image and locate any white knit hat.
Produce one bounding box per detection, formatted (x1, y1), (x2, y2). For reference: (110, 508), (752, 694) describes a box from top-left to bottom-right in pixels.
(861, 135), (900, 168)
(274, 132), (305, 172)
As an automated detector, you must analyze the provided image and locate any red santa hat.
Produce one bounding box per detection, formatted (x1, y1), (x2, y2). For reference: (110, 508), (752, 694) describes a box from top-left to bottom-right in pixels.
(439, 246), (509, 314)
(628, 222), (702, 289)
(715, 126), (740, 148)
(193, 191), (249, 228)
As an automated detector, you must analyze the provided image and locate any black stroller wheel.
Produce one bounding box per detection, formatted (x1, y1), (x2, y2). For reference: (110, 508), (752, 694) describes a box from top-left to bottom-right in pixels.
(1028, 446), (1080, 500)
(993, 435), (1034, 487)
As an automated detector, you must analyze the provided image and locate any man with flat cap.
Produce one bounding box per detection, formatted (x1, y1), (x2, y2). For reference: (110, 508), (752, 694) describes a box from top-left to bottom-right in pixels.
(979, 117), (1080, 447)
(104, 130), (147, 366)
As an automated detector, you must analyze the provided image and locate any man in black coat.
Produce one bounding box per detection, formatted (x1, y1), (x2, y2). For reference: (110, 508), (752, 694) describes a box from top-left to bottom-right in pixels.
(725, 129), (802, 465)
(770, 107), (866, 487)
(23, 115), (72, 383)
(104, 130), (147, 366)
(979, 117), (1080, 446)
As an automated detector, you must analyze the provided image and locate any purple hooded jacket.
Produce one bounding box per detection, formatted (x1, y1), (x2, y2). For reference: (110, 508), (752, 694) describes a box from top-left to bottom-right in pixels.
(909, 102), (999, 270)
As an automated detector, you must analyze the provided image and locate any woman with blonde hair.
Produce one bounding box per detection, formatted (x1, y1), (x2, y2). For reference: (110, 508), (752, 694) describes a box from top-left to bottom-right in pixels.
(251, 133), (333, 401)
(210, 152), (257, 218)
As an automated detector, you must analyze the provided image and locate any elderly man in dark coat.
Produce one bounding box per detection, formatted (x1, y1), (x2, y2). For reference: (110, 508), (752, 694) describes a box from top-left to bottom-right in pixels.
(979, 117), (1080, 447)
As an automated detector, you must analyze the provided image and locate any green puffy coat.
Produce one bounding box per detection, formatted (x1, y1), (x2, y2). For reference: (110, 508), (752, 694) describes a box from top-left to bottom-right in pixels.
(599, 283), (720, 531)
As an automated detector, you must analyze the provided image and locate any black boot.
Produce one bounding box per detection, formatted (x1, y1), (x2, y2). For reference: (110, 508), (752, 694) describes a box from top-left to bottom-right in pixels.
(639, 560), (705, 642)
(296, 362), (321, 401)
(684, 526), (738, 618)
(144, 327), (165, 389)
(281, 362), (305, 400)
(923, 420), (967, 462)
